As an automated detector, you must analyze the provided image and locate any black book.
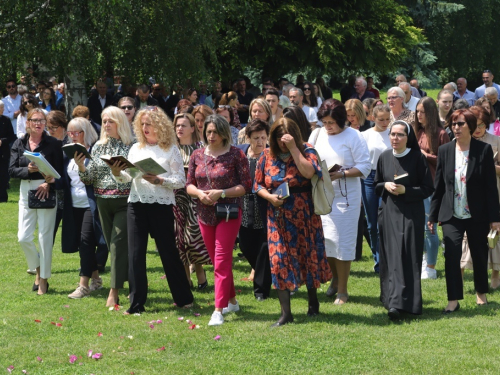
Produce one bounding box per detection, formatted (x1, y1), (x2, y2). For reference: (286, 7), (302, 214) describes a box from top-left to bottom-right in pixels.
(394, 173), (410, 186)
(271, 181), (290, 200)
(62, 143), (92, 159)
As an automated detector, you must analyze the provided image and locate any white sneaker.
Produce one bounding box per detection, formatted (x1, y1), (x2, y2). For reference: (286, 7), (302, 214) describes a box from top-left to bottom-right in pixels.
(422, 257), (427, 271)
(89, 277), (103, 291)
(208, 311), (224, 326)
(68, 285), (90, 299)
(421, 267), (437, 280)
(222, 301), (240, 315)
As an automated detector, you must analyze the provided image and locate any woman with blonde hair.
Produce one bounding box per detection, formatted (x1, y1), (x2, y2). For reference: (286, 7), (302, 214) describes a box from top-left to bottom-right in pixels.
(345, 99), (372, 131)
(237, 98), (272, 144)
(76, 106), (134, 307)
(172, 113), (210, 289)
(112, 107), (193, 314)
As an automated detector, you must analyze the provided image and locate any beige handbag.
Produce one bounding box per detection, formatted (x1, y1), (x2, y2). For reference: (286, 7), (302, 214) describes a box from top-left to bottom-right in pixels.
(488, 229), (499, 249)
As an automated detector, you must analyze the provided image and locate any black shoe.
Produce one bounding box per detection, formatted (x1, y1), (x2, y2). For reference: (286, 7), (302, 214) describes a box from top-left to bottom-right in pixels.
(32, 283), (39, 292)
(388, 308), (400, 320)
(271, 314), (294, 327)
(442, 302), (460, 314)
(307, 303), (320, 317)
(197, 280), (208, 290)
(255, 293), (267, 301)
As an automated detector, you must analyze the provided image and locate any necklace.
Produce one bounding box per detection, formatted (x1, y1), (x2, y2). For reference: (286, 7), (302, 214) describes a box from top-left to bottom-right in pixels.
(278, 151), (291, 160)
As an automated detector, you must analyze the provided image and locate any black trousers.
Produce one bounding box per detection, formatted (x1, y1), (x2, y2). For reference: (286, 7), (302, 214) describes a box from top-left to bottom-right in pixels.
(0, 158), (9, 202)
(76, 207), (107, 277)
(127, 202), (193, 312)
(355, 205), (371, 261)
(239, 225), (272, 298)
(442, 216), (490, 300)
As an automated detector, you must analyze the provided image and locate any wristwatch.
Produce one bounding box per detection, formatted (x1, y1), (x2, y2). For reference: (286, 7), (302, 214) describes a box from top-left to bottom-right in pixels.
(221, 189), (226, 199)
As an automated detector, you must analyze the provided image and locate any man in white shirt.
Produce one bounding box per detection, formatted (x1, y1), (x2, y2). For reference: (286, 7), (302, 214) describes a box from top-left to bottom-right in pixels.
(289, 87), (318, 127)
(3, 79), (21, 133)
(454, 77), (475, 106)
(399, 82), (419, 111)
(474, 70), (500, 100)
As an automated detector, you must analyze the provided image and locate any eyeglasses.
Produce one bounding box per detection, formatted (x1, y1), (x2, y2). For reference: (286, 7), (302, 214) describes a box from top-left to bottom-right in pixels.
(67, 131), (84, 137)
(29, 119), (46, 124)
(120, 105), (134, 110)
(303, 87), (311, 91)
(387, 96), (401, 101)
(218, 105), (231, 109)
(477, 123), (486, 128)
(7, 85), (16, 89)
(389, 132), (406, 139)
(452, 121), (466, 127)
(47, 125), (60, 131)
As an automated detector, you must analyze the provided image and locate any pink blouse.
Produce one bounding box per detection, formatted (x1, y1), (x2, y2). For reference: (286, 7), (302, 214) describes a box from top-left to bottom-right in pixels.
(186, 146), (252, 225)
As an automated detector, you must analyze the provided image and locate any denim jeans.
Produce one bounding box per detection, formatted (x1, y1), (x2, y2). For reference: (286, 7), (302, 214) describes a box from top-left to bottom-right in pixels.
(423, 194), (439, 265)
(361, 170), (380, 272)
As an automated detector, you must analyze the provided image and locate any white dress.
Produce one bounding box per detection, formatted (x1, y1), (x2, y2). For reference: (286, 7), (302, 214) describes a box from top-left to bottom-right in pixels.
(308, 127), (371, 260)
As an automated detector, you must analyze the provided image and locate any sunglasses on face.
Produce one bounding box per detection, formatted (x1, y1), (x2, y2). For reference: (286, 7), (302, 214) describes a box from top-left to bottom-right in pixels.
(7, 85), (16, 89)
(303, 87), (311, 91)
(120, 105), (134, 110)
(452, 121), (466, 127)
(23, 101), (33, 105)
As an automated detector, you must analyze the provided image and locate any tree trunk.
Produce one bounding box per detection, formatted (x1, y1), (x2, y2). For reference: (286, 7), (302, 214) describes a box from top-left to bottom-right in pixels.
(64, 73), (87, 118)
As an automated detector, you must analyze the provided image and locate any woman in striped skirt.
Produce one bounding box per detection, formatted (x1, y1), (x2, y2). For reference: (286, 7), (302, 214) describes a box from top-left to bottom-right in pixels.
(173, 113), (211, 289)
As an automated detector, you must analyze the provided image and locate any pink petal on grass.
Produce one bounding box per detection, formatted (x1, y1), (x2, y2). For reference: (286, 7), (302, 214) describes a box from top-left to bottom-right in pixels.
(36, 356), (43, 362)
(59, 317), (64, 321)
(156, 319), (162, 324)
(114, 304), (120, 311)
(173, 303), (177, 306)
(156, 346), (165, 352)
(22, 370), (28, 374)
(87, 350), (93, 358)
(50, 322), (56, 325)
(238, 289), (242, 293)
(64, 305), (70, 308)
(69, 355), (78, 364)
(214, 335), (221, 341)
(189, 324), (196, 330)
(194, 313), (201, 317)
(160, 275), (166, 279)
(149, 324), (155, 329)
(34, 319), (41, 323)
(56, 323), (62, 327)
(7, 365), (14, 373)
(177, 317), (184, 321)
(186, 319), (192, 324)
(97, 332), (103, 337)
(91, 353), (103, 360)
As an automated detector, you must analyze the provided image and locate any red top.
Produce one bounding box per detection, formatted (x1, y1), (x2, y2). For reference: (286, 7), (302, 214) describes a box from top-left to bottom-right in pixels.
(187, 146), (252, 225)
(416, 127), (450, 181)
(368, 88), (380, 99)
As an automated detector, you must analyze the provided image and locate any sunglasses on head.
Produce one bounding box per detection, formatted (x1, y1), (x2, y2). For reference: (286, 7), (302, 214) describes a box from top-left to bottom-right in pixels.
(484, 70), (492, 74)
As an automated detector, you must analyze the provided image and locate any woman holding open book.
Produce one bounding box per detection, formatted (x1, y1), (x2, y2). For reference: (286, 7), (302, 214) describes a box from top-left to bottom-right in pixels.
(375, 120), (434, 319)
(113, 107), (194, 314)
(173, 113), (210, 291)
(77, 106), (134, 307)
(9, 108), (63, 295)
(255, 117), (332, 327)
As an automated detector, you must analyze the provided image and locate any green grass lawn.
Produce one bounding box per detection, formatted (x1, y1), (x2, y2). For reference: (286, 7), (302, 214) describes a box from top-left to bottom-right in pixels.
(1, 178), (500, 374)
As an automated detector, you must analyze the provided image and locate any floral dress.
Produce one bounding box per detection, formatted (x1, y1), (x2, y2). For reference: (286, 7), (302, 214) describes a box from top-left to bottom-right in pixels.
(254, 145), (332, 291)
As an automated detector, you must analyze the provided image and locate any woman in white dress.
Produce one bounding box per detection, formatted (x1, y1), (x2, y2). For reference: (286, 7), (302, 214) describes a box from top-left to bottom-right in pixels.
(308, 99), (371, 304)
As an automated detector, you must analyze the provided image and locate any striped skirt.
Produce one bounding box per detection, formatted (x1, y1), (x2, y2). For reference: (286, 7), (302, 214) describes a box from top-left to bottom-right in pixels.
(173, 188), (211, 265)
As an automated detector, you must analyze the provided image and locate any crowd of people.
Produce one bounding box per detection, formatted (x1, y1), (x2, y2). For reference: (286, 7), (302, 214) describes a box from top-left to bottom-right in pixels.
(2, 69), (500, 325)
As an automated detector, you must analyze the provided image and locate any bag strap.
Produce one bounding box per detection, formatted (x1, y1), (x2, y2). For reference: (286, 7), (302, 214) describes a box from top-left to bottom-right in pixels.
(312, 127), (321, 146)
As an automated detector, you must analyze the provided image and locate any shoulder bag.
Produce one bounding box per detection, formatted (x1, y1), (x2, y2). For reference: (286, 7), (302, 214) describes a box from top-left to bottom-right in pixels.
(305, 128), (335, 215)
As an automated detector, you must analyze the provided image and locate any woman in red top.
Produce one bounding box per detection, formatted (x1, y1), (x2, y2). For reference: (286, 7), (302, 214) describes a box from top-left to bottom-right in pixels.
(186, 114), (251, 326)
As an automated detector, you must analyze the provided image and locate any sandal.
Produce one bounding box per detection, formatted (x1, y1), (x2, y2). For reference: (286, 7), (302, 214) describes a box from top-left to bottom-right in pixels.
(333, 293), (349, 305)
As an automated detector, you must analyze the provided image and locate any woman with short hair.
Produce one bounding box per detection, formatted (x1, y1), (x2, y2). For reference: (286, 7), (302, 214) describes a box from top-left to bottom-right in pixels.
(237, 98), (272, 144)
(256, 117), (332, 325)
(112, 107), (194, 314)
(308, 99), (371, 305)
(186, 114), (252, 326)
(429, 109), (500, 311)
(172, 113), (210, 289)
(345, 99), (372, 131)
(46, 110), (69, 144)
(62, 118), (107, 298)
(9, 109), (63, 294)
(76, 106), (135, 307)
(387, 87), (415, 127)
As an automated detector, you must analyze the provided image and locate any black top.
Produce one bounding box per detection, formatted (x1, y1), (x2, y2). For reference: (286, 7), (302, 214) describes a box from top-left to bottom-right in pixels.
(237, 91), (254, 124)
(9, 132), (63, 181)
(359, 120), (374, 132)
(0, 115), (15, 158)
(429, 138), (500, 223)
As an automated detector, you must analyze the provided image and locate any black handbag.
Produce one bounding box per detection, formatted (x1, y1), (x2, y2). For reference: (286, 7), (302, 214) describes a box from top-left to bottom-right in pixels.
(28, 189), (56, 209)
(204, 154), (239, 222)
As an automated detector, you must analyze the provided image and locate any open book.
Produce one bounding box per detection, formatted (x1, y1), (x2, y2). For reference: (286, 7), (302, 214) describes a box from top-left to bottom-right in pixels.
(100, 155), (167, 175)
(62, 143), (92, 159)
(272, 181), (290, 200)
(23, 151), (61, 179)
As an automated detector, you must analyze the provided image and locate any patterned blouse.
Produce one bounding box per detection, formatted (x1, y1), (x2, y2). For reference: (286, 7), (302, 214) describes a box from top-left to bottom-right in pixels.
(453, 148), (471, 219)
(79, 137), (134, 198)
(390, 109), (415, 127)
(186, 146), (252, 226)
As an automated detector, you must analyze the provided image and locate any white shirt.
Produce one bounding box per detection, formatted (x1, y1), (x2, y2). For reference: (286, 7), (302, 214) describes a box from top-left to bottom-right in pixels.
(405, 96), (420, 112)
(312, 97), (323, 113)
(113, 143), (186, 205)
(68, 159), (90, 208)
(361, 128), (391, 170)
(302, 105), (318, 124)
(3, 94), (21, 133)
(99, 96), (106, 108)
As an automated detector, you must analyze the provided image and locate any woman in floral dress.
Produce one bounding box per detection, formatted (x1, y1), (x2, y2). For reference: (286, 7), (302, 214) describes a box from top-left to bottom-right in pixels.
(255, 117), (332, 327)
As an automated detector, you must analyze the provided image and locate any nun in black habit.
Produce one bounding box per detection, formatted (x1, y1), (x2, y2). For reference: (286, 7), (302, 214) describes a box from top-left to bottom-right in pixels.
(374, 120), (434, 319)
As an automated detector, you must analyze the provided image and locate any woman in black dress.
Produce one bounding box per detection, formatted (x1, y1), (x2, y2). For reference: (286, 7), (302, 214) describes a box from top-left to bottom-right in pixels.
(374, 120), (434, 319)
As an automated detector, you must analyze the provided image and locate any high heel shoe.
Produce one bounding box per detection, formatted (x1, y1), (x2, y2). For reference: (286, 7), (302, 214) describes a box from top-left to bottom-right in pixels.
(442, 302), (460, 314)
(32, 283), (39, 292)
